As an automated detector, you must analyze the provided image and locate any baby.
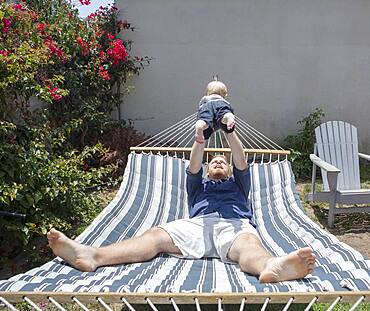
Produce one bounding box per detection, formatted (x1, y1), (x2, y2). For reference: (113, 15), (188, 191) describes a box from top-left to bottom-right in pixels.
(195, 80), (235, 143)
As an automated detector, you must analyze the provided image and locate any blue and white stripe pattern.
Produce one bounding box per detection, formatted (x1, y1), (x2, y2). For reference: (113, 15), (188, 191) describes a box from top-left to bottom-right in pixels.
(0, 153), (369, 293)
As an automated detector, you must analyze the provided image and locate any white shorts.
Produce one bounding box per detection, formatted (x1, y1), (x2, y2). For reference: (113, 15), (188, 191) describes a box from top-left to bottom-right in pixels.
(159, 213), (259, 264)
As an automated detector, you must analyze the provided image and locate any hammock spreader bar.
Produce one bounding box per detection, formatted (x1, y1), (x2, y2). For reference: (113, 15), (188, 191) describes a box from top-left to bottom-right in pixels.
(1, 291), (369, 305)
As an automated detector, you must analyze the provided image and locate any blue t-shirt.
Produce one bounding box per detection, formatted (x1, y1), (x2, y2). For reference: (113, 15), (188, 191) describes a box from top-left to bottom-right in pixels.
(186, 166), (253, 223)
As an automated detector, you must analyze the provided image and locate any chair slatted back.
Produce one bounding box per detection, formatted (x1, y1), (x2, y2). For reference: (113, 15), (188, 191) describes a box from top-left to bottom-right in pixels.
(315, 121), (360, 191)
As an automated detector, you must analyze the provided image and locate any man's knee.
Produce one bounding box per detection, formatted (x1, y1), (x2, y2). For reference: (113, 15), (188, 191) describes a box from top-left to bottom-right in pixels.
(143, 227), (178, 253)
(232, 233), (261, 252)
(240, 233), (261, 244)
(228, 233), (261, 262)
(230, 233), (269, 273)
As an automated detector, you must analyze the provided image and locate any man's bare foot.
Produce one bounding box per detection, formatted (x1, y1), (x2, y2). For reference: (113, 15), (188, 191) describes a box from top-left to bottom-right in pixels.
(221, 113), (235, 130)
(259, 247), (315, 283)
(47, 228), (98, 272)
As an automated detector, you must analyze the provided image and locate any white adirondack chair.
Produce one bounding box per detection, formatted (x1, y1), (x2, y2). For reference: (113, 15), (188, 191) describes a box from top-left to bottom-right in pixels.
(307, 121), (370, 227)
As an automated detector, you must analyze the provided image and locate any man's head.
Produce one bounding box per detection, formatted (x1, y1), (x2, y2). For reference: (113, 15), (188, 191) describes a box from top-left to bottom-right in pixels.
(205, 81), (228, 98)
(206, 155), (232, 181)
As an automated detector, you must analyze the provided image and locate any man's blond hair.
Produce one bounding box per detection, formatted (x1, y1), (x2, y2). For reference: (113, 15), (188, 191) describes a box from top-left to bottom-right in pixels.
(205, 81), (228, 98)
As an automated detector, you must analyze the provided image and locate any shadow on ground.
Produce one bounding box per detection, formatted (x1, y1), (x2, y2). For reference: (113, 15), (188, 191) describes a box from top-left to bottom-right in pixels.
(310, 204), (370, 235)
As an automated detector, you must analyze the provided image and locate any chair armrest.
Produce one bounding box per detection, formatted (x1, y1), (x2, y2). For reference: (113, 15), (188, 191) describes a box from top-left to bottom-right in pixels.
(310, 154), (340, 192)
(309, 154), (340, 173)
(359, 153), (370, 162)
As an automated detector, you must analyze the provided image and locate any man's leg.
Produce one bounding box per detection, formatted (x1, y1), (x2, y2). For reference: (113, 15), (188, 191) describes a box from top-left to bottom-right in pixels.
(47, 227), (182, 272)
(227, 233), (316, 283)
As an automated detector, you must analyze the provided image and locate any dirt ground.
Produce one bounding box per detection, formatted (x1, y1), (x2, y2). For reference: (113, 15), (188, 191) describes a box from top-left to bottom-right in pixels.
(297, 183), (370, 258)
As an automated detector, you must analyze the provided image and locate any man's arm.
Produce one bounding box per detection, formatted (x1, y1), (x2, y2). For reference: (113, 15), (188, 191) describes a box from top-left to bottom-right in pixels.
(188, 141), (205, 174)
(226, 131), (247, 171)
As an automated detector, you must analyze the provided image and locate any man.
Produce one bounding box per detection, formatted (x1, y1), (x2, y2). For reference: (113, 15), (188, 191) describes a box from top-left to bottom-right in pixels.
(48, 130), (315, 283)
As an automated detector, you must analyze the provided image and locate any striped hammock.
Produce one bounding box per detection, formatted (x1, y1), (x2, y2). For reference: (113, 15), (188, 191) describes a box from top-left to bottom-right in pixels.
(1, 153), (369, 296)
(1, 113), (369, 309)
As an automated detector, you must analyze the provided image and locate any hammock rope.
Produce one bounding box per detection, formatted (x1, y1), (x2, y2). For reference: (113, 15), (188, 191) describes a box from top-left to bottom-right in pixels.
(132, 113), (290, 162)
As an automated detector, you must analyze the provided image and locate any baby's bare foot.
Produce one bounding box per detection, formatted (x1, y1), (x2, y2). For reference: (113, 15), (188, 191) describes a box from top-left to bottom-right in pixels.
(47, 228), (98, 272)
(195, 129), (205, 143)
(221, 113), (235, 130)
(195, 121), (207, 143)
(227, 117), (235, 130)
(259, 247), (315, 283)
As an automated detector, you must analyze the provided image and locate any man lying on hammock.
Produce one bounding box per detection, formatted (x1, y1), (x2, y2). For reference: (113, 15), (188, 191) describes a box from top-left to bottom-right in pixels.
(48, 124), (315, 284)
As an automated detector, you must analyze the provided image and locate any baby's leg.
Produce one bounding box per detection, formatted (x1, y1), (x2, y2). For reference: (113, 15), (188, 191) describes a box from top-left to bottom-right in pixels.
(195, 120), (208, 143)
(221, 112), (235, 130)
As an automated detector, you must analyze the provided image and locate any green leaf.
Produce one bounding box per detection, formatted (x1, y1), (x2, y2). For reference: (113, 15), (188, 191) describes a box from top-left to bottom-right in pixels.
(25, 193), (35, 206)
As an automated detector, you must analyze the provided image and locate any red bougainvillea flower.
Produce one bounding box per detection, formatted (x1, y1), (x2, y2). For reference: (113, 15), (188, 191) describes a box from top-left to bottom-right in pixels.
(98, 66), (110, 80)
(76, 36), (89, 56)
(107, 39), (128, 65)
(106, 33), (115, 40)
(79, 0), (91, 5)
(98, 51), (108, 61)
(49, 87), (63, 101)
(44, 38), (64, 58)
(0, 50), (8, 57)
(36, 23), (46, 32)
(12, 4), (23, 10)
(2, 18), (11, 33)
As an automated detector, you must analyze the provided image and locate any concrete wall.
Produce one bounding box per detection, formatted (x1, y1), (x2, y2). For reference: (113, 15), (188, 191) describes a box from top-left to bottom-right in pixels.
(117, 0), (370, 151)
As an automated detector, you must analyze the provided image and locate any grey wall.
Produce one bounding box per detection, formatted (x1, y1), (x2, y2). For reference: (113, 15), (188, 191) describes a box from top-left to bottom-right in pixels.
(117, 0), (370, 151)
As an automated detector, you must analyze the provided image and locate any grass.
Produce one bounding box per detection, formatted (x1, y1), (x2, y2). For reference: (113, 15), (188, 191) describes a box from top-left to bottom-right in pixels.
(313, 302), (369, 311)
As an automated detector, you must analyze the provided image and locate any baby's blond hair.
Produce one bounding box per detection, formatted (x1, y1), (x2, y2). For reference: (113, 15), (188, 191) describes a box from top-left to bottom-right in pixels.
(205, 81), (228, 98)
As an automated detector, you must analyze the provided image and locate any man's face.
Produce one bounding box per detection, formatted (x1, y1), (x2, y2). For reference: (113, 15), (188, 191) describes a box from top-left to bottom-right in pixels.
(207, 156), (229, 180)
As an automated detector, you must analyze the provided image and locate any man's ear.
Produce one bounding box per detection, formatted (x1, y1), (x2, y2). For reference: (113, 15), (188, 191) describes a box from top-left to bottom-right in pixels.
(205, 163), (210, 176)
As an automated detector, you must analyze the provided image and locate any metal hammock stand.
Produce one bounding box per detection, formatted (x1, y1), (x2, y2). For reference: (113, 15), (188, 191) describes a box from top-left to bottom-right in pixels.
(1, 114), (369, 311)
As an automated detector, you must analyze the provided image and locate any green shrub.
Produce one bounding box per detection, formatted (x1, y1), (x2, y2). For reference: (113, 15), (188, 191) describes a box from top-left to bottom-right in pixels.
(0, 0), (150, 272)
(0, 118), (116, 263)
(284, 108), (325, 179)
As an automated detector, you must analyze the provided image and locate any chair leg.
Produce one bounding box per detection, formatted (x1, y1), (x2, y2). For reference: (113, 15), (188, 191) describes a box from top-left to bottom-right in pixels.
(310, 162), (317, 202)
(326, 172), (338, 228)
(328, 198), (336, 228)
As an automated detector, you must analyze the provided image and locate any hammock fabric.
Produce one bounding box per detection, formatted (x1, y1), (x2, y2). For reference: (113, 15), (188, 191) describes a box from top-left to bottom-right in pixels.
(1, 152), (369, 295)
